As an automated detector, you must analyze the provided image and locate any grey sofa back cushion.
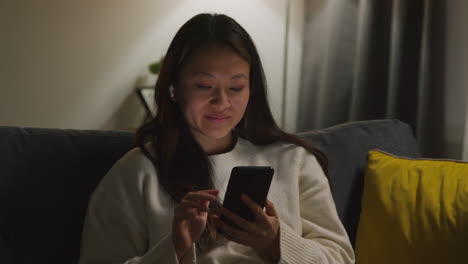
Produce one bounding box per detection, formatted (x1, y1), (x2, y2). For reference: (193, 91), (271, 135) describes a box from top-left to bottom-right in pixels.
(0, 127), (135, 264)
(300, 119), (421, 246)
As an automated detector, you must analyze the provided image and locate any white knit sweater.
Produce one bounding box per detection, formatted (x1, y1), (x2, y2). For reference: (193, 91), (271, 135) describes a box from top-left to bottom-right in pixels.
(78, 138), (355, 264)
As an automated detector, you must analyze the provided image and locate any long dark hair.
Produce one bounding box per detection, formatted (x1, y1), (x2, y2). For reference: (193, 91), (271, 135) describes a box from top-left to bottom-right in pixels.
(136, 13), (328, 247)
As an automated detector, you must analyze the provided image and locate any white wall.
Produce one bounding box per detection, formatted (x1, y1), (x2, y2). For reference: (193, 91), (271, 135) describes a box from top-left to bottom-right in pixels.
(1, 0), (297, 130)
(444, 0), (468, 159)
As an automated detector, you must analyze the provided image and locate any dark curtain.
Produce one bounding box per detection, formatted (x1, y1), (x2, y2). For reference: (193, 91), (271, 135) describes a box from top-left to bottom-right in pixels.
(298, 0), (447, 157)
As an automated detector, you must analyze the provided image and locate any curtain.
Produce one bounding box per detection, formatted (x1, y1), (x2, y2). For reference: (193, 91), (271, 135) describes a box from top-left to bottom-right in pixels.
(297, 0), (447, 157)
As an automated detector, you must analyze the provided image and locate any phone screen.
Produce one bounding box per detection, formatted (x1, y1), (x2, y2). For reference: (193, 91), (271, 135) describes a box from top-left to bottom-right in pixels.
(220, 166), (274, 228)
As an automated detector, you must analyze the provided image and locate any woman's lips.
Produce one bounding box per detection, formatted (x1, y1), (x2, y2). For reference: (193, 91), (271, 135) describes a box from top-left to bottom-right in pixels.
(205, 115), (230, 123)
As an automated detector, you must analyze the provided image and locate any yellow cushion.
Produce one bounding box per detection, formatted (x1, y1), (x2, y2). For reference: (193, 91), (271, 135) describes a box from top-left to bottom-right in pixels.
(355, 150), (468, 264)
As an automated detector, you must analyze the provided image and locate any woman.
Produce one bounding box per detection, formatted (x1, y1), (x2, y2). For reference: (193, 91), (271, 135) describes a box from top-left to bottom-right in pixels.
(79, 13), (355, 264)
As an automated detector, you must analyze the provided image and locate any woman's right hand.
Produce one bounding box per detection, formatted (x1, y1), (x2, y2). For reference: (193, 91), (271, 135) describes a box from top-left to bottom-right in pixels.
(172, 189), (219, 260)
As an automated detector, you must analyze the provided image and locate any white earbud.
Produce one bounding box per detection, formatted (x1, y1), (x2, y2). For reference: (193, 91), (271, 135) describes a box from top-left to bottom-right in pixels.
(169, 85), (176, 102)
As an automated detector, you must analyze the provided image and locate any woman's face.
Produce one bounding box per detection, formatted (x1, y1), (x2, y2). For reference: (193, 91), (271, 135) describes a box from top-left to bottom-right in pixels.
(176, 45), (250, 149)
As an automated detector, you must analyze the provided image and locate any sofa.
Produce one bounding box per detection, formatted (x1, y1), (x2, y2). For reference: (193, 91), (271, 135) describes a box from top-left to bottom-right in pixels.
(0, 119), (420, 264)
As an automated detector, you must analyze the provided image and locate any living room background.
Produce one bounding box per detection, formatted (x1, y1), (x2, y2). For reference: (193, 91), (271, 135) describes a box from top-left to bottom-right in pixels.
(0, 0), (467, 160)
(0, 0), (302, 131)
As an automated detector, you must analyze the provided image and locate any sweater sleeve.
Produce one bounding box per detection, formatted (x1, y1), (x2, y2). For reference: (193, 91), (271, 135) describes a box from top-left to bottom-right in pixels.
(278, 152), (355, 264)
(78, 152), (179, 264)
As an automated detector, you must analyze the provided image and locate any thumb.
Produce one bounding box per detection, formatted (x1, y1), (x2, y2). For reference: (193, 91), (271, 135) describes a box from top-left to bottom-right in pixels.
(202, 200), (210, 210)
(265, 200), (277, 217)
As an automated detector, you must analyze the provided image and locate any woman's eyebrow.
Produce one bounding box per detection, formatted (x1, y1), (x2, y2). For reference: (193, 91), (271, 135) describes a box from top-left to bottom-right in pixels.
(191, 71), (215, 78)
(191, 71), (248, 80)
(231, 74), (248, 80)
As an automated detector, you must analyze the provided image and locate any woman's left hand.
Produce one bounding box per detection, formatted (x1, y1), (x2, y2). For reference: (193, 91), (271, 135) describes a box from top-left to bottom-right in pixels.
(212, 194), (280, 262)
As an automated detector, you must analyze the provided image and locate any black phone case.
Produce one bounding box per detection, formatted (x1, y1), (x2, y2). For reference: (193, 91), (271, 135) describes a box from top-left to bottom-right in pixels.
(220, 166), (274, 229)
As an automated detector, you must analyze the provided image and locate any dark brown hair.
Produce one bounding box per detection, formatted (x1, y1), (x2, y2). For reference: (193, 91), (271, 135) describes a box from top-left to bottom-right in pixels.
(135, 13), (328, 247)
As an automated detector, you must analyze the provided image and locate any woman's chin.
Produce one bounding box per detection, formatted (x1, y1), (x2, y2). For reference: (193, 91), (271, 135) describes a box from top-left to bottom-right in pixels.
(204, 131), (232, 140)
(199, 127), (233, 141)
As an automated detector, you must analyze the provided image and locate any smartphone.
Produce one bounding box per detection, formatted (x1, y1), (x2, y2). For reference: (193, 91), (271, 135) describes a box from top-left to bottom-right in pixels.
(220, 166), (274, 229)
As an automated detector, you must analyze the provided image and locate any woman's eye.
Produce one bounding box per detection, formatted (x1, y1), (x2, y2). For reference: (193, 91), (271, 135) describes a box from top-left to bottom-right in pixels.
(230, 87), (243, 92)
(196, 85), (212, 89)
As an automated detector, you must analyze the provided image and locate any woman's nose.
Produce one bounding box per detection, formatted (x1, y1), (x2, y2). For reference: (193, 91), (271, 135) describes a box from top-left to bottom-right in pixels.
(210, 88), (230, 109)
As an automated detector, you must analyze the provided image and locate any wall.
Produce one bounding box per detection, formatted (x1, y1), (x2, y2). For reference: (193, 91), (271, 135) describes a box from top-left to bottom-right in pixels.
(1, 0), (296, 130)
(444, 0), (468, 159)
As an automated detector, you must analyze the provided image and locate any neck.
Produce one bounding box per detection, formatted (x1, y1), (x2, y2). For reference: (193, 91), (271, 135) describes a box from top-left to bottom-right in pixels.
(197, 132), (237, 155)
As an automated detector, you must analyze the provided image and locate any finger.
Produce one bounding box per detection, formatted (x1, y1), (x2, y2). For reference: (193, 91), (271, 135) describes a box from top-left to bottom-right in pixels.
(184, 191), (218, 202)
(212, 215), (250, 244)
(218, 206), (256, 232)
(265, 200), (278, 217)
(240, 194), (265, 219)
(186, 190), (219, 199)
(179, 199), (209, 212)
(200, 189), (220, 195)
